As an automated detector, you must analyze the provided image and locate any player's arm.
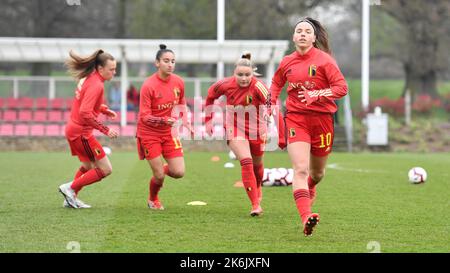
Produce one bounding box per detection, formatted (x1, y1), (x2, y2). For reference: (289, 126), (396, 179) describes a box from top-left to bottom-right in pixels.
(204, 80), (226, 125)
(79, 84), (111, 136)
(269, 64), (287, 107)
(254, 80), (271, 122)
(99, 104), (117, 119)
(139, 86), (174, 127)
(300, 61), (348, 105)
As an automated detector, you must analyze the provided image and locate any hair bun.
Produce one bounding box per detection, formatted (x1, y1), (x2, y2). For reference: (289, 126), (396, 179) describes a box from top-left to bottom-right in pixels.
(159, 44), (167, 50)
(241, 52), (251, 60)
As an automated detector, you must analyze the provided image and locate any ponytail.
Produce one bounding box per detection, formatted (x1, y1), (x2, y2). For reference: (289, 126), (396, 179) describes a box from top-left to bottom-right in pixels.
(295, 17), (331, 54)
(65, 49), (115, 81)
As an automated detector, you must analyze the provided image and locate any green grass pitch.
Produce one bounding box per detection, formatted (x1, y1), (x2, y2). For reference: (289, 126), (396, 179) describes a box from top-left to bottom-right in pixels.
(0, 151), (449, 253)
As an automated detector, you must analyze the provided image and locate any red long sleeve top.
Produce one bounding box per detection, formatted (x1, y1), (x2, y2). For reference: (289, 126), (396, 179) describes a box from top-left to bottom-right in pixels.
(137, 73), (186, 137)
(65, 70), (110, 141)
(270, 47), (348, 114)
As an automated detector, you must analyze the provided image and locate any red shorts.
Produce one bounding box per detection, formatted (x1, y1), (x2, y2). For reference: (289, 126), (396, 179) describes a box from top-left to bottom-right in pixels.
(67, 135), (106, 162)
(285, 112), (334, 157)
(137, 135), (184, 160)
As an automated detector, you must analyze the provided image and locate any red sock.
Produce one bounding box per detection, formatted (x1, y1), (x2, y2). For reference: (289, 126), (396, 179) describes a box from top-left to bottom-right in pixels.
(240, 158), (258, 207)
(308, 176), (317, 205)
(293, 189), (312, 224)
(253, 163), (264, 189)
(74, 166), (88, 180)
(253, 163), (264, 202)
(70, 168), (105, 193)
(149, 177), (164, 201)
(73, 166), (89, 195)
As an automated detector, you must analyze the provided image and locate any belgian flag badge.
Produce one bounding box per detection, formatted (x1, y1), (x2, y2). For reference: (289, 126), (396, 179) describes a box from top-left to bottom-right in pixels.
(246, 95), (253, 105)
(308, 65), (317, 77)
(289, 128), (296, 138)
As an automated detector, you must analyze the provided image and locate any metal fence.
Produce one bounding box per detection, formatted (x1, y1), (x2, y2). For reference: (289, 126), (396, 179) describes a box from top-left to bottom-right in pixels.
(0, 76), (218, 99)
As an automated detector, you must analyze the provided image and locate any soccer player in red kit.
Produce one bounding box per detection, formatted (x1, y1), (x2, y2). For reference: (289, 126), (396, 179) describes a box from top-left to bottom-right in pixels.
(59, 49), (119, 209)
(137, 44), (191, 210)
(205, 53), (270, 216)
(270, 18), (348, 236)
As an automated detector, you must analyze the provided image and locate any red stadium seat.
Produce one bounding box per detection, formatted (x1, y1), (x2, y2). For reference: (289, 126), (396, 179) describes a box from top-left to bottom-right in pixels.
(18, 110), (33, 122)
(63, 111), (71, 121)
(65, 98), (75, 110)
(6, 98), (20, 109)
(0, 97), (5, 109)
(50, 98), (65, 110)
(35, 97), (49, 109)
(30, 124), (45, 136)
(121, 125), (136, 137)
(127, 111), (137, 123)
(109, 124), (120, 135)
(19, 97), (34, 109)
(33, 111), (47, 122)
(0, 124), (14, 136)
(15, 124), (29, 136)
(48, 111), (63, 123)
(3, 110), (17, 121)
(45, 124), (61, 136)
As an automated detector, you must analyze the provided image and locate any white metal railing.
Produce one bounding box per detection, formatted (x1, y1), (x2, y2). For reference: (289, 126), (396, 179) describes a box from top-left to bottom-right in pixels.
(0, 76), (218, 99)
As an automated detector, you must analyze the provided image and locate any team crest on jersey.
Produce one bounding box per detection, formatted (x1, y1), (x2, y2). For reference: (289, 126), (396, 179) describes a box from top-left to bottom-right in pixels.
(245, 95), (253, 105)
(289, 128), (296, 138)
(173, 88), (181, 98)
(95, 148), (102, 156)
(309, 65), (317, 77)
(156, 92), (163, 98)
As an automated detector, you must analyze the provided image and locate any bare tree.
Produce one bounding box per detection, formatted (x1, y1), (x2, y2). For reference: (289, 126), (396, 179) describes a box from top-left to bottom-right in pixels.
(379, 0), (450, 98)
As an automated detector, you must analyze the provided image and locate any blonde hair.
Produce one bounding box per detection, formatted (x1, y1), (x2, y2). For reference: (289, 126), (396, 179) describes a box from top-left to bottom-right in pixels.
(235, 52), (261, 76)
(65, 49), (115, 81)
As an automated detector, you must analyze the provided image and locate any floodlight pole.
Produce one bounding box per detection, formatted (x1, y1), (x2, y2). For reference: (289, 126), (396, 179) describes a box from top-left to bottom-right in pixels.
(362, 0), (370, 112)
(217, 0), (225, 80)
(120, 45), (128, 127)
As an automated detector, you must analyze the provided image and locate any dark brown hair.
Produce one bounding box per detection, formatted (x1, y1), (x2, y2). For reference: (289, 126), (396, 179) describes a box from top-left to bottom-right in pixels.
(65, 49), (115, 81)
(156, 44), (174, 61)
(295, 17), (331, 54)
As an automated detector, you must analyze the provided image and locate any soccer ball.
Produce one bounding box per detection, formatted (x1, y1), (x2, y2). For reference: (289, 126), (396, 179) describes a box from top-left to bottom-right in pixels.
(262, 168), (274, 186)
(408, 167), (427, 184)
(103, 146), (112, 156)
(277, 168), (289, 186)
(262, 168), (293, 186)
(285, 168), (294, 185)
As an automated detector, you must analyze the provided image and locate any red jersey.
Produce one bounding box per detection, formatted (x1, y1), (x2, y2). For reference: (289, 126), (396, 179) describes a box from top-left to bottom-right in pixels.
(270, 47), (348, 114)
(205, 76), (269, 137)
(137, 73), (186, 137)
(65, 70), (110, 141)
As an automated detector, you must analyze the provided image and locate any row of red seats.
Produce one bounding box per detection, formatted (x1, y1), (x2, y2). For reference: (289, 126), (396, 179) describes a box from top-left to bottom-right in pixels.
(0, 123), (137, 137)
(0, 97), (74, 110)
(0, 110), (138, 124)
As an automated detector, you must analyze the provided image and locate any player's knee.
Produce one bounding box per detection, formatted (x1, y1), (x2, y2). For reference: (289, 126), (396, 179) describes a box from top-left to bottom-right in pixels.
(170, 169), (185, 179)
(293, 165), (308, 180)
(310, 170), (325, 183)
(154, 171), (165, 181)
